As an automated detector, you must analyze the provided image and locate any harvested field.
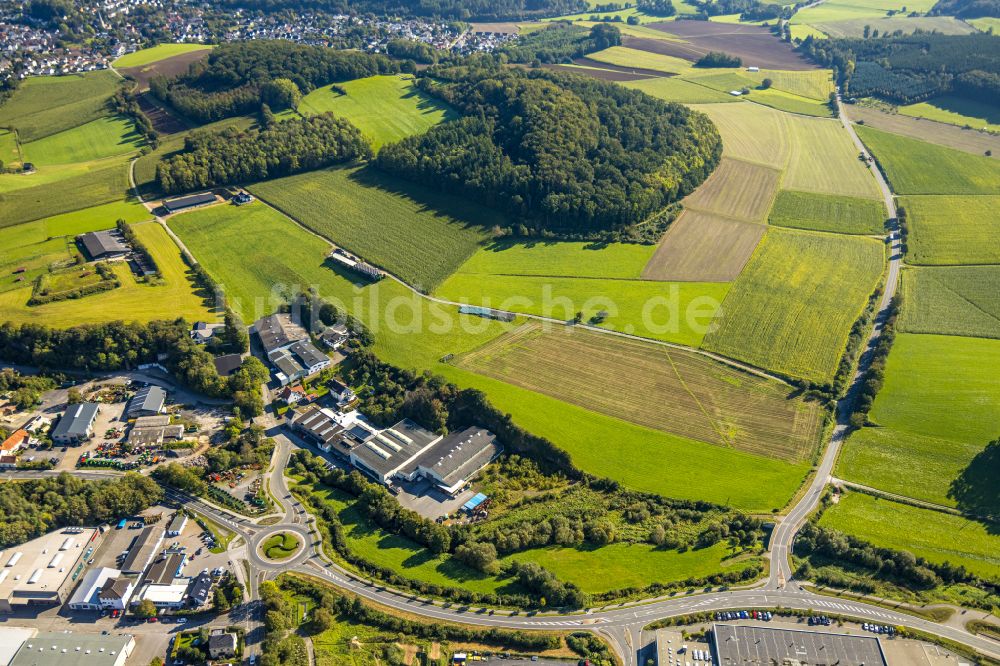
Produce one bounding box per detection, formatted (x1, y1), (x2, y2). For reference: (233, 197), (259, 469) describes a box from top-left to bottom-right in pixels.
(470, 22), (522, 33)
(848, 105), (1000, 157)
(137, 92), (187, 134)
(690, 103), (789, 169)
(812, 16), (976, 37)
(456, 322), (823, 463)
(586, 46), (691, 75)
(543, 64), (654, 82)
(900, 266), (1000, 340)
(642, 22), (816, 70)
(784, 115), (882, 199)
(681, 157), (780, 221)
(769, 191), (885, 235)
(702, 228), (885, 383)
(902, 195), (1000, 265)
(642, 211), (766, 282)
(570, 58), (669, 79)
(117, 49), (212, 91)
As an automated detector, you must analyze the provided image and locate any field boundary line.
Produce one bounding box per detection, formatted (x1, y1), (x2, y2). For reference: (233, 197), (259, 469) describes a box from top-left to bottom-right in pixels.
(831, 477), (999, 524)
(661, 348), (728, 447)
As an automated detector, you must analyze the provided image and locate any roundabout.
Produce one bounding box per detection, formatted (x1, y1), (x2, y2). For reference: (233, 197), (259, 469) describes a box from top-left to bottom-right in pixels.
(248, 523), (312, 570)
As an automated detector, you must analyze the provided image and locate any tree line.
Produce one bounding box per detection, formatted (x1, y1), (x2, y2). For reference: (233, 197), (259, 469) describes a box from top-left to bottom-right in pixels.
(375, 65), (721, 238)
(0, 473), (162, 548)
(499, 22), (622, 64)
(213, 0), (588, 21)
(801, 32), (1000, 105)
(150, 40), (399, 123)
(156, 113), (371, 193)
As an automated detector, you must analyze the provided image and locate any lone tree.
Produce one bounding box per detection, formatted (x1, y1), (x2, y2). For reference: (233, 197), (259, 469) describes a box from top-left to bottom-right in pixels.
(134, 598), (157, 619)
(760, 78), (773, 89)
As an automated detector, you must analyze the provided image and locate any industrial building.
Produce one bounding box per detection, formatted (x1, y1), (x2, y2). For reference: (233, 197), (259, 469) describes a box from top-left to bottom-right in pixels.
(51, 404), (99, 445)
(254, 314), (331, 385)
(289, 408), (500, 494)
(711, 623), (888, 666)
(0, 527), (101, 613)
(67, 567), (133, 611)
(125, 385), (166, 419)
(127, 424), (183, 446)
(119, 526), (163, 575)
(76, 230), (129, 261)
(9, 632), (135, 666)
(166, 513), (188, 537)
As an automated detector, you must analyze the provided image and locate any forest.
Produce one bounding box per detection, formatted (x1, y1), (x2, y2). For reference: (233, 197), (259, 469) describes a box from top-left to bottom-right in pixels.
(930, 0), (1000, 18)
(802, 33), (1000, 104)
(499, 22), (622, 64)
(150, 40), (399, 122)
(213, 0), (587, 21)
(156, 113), (372, 193)
(0, 474), (162, 548)
(375, 66), (721, 237)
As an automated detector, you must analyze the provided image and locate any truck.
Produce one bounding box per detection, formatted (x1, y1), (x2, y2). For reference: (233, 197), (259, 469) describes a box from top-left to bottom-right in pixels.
(116, 519), (127, 529)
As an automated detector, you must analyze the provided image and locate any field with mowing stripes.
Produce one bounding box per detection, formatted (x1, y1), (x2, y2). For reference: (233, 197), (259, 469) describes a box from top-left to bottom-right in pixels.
(456, 322), (823, 462)
(703, 228), (884, 383)
(900, 267), (1000, 340)
(818, 492), (1000, 580)
(292, 75), (457, 149)
(692, 103), (789, 169)
(249, 166), (495, 291)
(624, 77), (739, 104)
(588, 46), (692, 74)
(0, 70), (121, 142)
(769, 191), (885, 235)
(857, 125), (1000, 194)
(641, 212), (766, 282)
(901, 195), (1000, 265)
(681, 157), (780, 222)
(783, 115), (881, 199)
(448, 240), (654, 279)
(21, 115), (143, 166)
(0, 221), (216, 326)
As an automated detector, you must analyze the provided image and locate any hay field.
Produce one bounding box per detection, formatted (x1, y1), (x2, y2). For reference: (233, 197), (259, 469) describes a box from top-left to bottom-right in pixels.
(21, 115), (144, 166)
(0, 130), (19, 167)
(293, 75), (456, 149)
(0, 157), (131, 229)
(113, 43), (212, 68)
(691, 103), (790, 169)
(813, 16), (976, 37)
(857, 125), (1000, 194)
(457, 322), (823, 463)
(791, 0), (937, 27)
(899, 95), (1000, 133)
(769, 191), (885, 235)
(450, 240), (654, 279)
(0, 221), (216, 326)
(818, 492), (1000, 580)
(900, 266), (1000, 339)
(248, 165), (495, 291)
(641, 212), (766, 282)
(624, 77), (739, 104)
(0, 70), (121, 142)
(681, 157), (780, 222)
(847, 106), (1000, 157)
(783, 115), (881, 199)
(588, 46), (692, 74)
(436, 271), (729, 347)
(747, 88), (833, 117)
(901, 195), (1000, 265)
(702, 228), (884, 383)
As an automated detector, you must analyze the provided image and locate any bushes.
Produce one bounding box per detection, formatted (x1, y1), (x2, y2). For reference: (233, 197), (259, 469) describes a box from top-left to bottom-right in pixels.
(695, 51), (742, 68)
(849, 296), (900, 428)
(499, 23), (621, 64)
(117, 218), (158, 275)
(28, 262), (120, 306)
(156, 114), (371, 194)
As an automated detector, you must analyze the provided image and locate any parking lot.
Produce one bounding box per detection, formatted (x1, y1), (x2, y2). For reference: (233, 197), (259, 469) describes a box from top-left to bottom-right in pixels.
(394, 477), (478, 520)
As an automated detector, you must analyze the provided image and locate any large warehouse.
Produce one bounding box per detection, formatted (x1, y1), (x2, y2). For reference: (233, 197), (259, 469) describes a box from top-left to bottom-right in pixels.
(0, 528), (100, 613)
(711, 623), (889, 666)
(9, 632), (134, 666)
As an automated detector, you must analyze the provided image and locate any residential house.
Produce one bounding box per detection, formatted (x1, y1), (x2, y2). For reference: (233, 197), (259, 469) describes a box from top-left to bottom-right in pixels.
(208, 630), (238, 659)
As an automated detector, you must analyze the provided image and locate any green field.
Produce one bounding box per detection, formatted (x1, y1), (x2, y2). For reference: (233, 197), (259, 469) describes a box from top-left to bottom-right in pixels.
(818, 492), (1000, 581)
(171, 203), (807, 511)
(857, 125), (1000, 194)
(769, 191), (885, 235)
(0, 157), (131, 229)
(248, 166), (496, 291)
(0, 220), (217, 326)
(784, 115), (881, 199)
(262, 532), (301, 560)
(624, 77), (740, 104)
(702, 228), (885, 383)
(811, 16), (977, 38)
(692, 103), (790, 170)
(0, 200), (151, 294)
(447, 239), (655, 279)
(292, 75), (457, 149)
(898, 95), (1000, 133)
(969, 16), (1000, 31)
(113, 43), (212, 68)
(0, 130), (20, 167)
(588, 46), (692, 74)
(900, 266), (1000, 339)
(0, 70), (122, 142)
(791, 0), (937, 28)
(746, 88), (833, 118)
(685, 70), (833, 117)
(21, 115), (144, 166)
(901, 195), (1000, 265)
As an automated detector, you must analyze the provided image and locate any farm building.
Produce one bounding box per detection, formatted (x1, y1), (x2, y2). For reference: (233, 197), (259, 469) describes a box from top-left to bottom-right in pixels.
(77, 230), (128, 261)
(458, 305), (515, 322)
(213, 353), (243, 377)
(0, 527), (101, 613)
(51, 403), (99, 445)
(162, 192), (216, 213)
(9, 632), (135, 666)
(232, 191), (254, 205)
(126, 385), (166, 419)
(328, 248), (383, 281)
(254, 314), (332, 385)
(711, 623), (888, 666)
